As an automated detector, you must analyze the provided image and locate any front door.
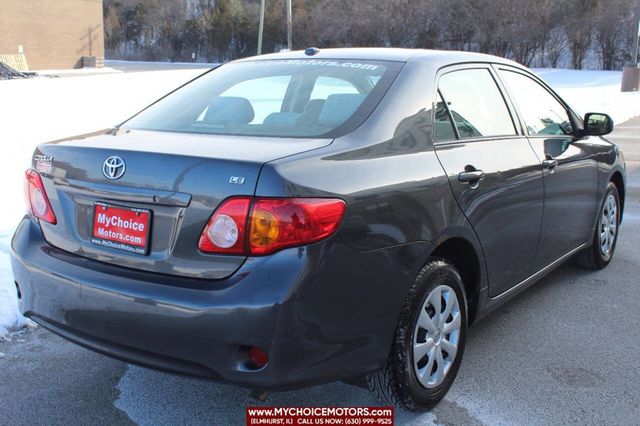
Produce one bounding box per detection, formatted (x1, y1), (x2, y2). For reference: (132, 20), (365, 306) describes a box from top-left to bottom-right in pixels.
(433, 66), (544, 297)
(496, 68), (599, 271)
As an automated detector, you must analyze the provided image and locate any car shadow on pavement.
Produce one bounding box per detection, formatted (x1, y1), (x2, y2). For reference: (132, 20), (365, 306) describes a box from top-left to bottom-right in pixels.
(111, 264), (598, 426)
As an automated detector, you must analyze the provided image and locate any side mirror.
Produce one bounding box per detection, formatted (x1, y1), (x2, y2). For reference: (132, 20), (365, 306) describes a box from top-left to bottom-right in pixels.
(584, 113), (614, 136)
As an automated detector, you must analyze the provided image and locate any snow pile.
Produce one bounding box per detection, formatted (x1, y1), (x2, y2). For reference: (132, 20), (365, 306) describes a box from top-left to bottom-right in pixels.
(534, 69), (640, 125)
(0, 67), (209, 337)
(0, 226), (31, 338)
(0, 65), (638, 338)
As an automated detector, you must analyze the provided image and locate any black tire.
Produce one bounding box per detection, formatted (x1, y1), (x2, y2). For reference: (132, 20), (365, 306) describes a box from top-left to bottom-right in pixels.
(574, 182), (620, 270)
(367, 259), (467, 412)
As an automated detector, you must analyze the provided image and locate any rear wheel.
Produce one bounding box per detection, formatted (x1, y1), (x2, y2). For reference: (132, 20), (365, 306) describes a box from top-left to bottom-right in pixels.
(367, 259), (467, 411)
(574, 182), (620, 270)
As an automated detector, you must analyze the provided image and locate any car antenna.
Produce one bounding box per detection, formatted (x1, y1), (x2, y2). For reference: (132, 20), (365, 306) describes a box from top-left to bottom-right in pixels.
(305, 47), (320, 56)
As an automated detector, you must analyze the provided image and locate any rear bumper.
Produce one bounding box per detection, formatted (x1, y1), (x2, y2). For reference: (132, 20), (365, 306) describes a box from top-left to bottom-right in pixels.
(11, 217), (423, 390)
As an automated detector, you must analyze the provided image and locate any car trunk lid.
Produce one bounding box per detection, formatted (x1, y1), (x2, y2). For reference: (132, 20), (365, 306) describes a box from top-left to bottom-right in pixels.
(32, 129), (331, 279)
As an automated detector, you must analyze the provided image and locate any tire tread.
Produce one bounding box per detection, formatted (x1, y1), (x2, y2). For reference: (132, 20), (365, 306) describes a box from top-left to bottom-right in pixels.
(574, 182), (619, 270)
(367, 258), (464, 412)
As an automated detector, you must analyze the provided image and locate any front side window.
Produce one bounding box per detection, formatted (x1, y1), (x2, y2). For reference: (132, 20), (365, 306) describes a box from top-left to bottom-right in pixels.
(438, 68), (517, 140)
(125, 59), (402, 138)
(499, 70), (573, 136)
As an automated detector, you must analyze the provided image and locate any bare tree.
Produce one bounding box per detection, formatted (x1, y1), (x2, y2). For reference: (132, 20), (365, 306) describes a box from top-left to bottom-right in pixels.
(505, 0), (551, 66)
(594, 0), (634, 69)
(102, 0), (638, 70)
(309, 0), (382, 47)
(544, 27), (567, 67)
(434, 0), (475, 50)
(564, 0), (599, 69)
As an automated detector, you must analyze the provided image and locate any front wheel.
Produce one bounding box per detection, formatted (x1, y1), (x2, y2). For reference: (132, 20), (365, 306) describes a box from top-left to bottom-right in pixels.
(367, 259), (467, 411)
(574, 182), (620, 270)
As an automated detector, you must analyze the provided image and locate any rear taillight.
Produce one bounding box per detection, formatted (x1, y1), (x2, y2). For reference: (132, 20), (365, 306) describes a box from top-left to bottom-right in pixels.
(249, 198), (346, 255)
(24, 169), (57, 224)
(198, 197), (346, 256)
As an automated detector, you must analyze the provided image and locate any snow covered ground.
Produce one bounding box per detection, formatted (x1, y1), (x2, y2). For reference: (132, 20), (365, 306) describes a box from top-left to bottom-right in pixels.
(0, 67), (209, 337)
(533, 68), (640, 125)
(0, 65), (638, 338)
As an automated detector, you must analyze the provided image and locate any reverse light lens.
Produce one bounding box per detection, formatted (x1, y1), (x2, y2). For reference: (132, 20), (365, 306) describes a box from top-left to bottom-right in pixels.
(24, 169), (57, 224)
(198, 197), (251, 254)
(30, 187), (48, 216)
(208, 214), (239, 248)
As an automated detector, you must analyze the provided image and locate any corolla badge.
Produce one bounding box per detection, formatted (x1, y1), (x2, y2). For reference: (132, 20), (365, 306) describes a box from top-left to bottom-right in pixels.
(102, 156), (126, 180)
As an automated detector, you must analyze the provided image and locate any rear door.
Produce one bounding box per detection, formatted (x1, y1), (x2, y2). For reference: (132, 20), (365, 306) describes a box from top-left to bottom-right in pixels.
(496, 67), (599, 271)
(433, 65), (544, 296)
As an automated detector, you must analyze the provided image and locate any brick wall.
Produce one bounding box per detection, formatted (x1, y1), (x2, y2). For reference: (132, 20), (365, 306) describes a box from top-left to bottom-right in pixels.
(0, 0), (104, 70)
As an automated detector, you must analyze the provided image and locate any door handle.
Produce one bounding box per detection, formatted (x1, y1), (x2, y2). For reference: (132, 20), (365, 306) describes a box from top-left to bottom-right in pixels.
(542, 157), (558, 170)
(457, 169), (485, 184)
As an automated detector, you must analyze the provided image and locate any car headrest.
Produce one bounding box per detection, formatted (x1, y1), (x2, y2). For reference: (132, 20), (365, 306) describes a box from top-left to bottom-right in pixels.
(203, 96), (255, 125)
(263, 112), (301, 127)
(303, 99), (326, 115)
(318, 94), (367, 125)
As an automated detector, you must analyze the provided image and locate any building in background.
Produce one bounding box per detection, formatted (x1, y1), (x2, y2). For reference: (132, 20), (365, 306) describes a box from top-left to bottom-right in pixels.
(0, 0), (104, 70)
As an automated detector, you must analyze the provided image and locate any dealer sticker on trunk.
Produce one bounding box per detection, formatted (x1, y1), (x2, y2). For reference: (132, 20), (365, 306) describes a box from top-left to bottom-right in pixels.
(91, 202), (152, 255)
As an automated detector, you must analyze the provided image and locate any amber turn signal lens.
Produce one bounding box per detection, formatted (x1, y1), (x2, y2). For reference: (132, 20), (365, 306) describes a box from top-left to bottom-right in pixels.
(250, 209), (280, 248)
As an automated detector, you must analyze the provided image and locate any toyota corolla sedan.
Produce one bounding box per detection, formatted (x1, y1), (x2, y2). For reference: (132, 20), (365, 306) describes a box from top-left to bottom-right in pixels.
(11, 48), (625, 411)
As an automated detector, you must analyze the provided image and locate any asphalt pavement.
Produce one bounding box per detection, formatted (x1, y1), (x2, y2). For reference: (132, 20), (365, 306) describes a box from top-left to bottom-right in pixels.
(1, 117), (639, 425)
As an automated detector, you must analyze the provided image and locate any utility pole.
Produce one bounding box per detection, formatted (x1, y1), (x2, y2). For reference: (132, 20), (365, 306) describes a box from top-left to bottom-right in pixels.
(286, 0), (293, 51)
(634, 1), (640, 65)
(633, 17), (640, 65)
(621, 4), (640, 91)
(257, 0), (266, 55)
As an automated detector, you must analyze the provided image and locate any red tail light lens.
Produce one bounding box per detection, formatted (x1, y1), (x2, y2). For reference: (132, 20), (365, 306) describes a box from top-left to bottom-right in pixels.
(248, 198), (346, 255)
(24, 169), (57, 224)
(198, 197), (346, 256)
(248, 346), (269, 369)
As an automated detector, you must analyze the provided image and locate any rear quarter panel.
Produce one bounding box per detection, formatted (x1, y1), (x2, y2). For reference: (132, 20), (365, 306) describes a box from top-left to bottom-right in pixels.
(254, 60), (486, 370)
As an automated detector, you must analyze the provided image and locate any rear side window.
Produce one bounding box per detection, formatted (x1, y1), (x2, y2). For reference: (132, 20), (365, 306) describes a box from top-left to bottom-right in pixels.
(499, 70), (573, 136)
(438, 69), (516, 140)
(125, 59), (402, 138)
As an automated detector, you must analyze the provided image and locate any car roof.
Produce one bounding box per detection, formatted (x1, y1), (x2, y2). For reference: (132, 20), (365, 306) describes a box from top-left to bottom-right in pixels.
(235, 47), (526, 69)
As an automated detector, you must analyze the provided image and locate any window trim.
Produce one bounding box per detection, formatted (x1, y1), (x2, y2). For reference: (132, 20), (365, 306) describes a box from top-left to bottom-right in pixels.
(436, 89), (460, 141)
(493, 65), (581, 140)
(432, 63), (522, 145)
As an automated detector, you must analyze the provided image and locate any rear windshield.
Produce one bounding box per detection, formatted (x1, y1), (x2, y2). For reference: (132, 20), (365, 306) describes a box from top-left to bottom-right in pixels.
(124, 59), (402, 138)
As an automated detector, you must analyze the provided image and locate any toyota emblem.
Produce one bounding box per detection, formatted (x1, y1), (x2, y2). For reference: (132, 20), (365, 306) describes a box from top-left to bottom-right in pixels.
(102, 156), (126, 180)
